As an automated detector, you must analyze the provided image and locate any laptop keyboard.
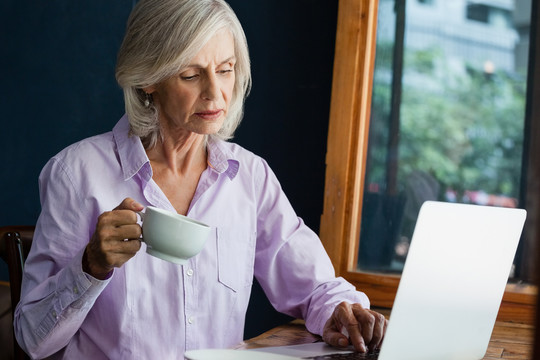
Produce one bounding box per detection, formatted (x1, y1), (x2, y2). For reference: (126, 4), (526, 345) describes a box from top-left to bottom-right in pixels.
(303, 349), (380, 359)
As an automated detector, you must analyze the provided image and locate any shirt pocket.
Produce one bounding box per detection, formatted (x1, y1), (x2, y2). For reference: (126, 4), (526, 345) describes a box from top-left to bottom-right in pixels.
(216, 227), (256, 292)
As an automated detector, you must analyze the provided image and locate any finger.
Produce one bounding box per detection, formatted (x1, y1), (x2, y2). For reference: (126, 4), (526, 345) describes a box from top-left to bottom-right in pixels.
(365, 311), (386, 350)
(114, 197), (144, 212)
(322, 317), (350, 348)
(351, 305), (376, 348)
(106, 223), (142, 254)
(110, 237), (142, 255)
(116, 223), (143, 241)
(345, 305), (368, 352)
(331, 302), (367, 352)
(98, 209), (139, 228)
(380, 317), (389, 348)
(97, 224), (142, 249)
(94, 235), (141, 266)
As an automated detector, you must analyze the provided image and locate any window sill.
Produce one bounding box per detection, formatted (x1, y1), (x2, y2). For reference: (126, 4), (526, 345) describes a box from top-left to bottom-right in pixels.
(345, 271), (537, 324)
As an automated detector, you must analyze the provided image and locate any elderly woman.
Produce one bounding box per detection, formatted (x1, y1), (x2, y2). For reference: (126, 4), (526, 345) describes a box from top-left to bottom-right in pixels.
(14, 0), (386, 358)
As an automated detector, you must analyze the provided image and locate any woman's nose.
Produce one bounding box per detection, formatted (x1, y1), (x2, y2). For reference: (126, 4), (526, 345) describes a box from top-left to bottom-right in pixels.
(201, 76), (220, 101)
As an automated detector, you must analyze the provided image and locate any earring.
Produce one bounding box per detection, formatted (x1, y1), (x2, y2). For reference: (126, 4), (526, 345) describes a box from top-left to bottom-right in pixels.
(144, 92), (152, 108)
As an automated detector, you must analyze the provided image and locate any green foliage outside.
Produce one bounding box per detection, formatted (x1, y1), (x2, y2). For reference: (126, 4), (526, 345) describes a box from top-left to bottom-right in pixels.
(367, 44), (526, 201)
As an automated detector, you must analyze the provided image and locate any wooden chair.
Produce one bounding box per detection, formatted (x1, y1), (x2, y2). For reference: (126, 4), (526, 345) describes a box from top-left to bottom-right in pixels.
(0, 226), (34, 360)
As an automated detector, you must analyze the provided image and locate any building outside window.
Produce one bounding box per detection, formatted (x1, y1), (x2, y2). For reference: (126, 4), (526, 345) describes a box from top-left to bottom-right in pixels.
(357, 0), (532, 281)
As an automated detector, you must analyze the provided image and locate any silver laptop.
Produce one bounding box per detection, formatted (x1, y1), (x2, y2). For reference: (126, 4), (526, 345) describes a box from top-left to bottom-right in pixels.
(186, 201), (527, 360)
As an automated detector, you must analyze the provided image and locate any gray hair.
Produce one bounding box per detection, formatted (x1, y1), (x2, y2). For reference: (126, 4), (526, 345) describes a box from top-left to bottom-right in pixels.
(115, 0), (251, 148)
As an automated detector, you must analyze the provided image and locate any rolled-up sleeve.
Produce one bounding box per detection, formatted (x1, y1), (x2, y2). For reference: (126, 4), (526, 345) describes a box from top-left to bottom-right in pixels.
(253, 158), (369, 336)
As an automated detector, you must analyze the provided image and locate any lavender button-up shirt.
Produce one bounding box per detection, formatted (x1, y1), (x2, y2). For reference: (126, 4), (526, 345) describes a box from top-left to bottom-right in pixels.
(14, 115), (369, 359)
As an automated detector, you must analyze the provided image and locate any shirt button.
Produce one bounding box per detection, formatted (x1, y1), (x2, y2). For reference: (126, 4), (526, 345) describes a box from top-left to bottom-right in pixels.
(187, 269), (194, 276)
(52, 311), (58, 319)
(73, 286), (79, 294)
(188, 316), (194, 324)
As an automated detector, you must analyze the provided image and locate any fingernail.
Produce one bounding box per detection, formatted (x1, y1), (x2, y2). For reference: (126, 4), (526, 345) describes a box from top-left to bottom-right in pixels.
(338, 338), (348, 347)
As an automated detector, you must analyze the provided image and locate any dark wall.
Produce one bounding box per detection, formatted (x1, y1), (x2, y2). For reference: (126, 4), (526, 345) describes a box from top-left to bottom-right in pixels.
(1, 0), (338, 337)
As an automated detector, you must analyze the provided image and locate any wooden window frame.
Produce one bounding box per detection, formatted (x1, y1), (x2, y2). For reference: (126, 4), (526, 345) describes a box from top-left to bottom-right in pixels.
(320, 0), (538, 324)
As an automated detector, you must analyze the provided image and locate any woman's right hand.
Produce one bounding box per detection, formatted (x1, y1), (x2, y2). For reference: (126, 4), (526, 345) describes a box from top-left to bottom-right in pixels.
(83, 198), (144, 279)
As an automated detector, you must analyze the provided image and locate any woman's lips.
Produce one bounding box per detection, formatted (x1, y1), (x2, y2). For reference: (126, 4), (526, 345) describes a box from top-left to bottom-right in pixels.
(195, 109), (223, 120)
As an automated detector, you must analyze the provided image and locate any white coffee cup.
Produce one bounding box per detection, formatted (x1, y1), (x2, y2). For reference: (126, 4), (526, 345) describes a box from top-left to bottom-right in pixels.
(138, 206), (211, 265)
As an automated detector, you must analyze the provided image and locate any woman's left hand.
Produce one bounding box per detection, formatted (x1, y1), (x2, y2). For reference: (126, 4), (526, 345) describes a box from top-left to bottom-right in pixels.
(322, 302), (387, 353)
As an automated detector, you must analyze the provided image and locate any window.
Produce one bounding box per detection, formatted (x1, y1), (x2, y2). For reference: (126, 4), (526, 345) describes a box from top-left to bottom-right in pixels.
(320, 0), (538, 321)
(466, 2), (512, 28)
(467, 3), (490, 23)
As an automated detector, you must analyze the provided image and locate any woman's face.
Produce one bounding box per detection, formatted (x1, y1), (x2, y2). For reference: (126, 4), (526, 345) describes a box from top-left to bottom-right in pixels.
(148, 29), (236, 137)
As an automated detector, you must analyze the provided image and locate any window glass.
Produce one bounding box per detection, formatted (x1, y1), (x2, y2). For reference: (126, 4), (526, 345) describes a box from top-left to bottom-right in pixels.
(358, 0), (531, 275)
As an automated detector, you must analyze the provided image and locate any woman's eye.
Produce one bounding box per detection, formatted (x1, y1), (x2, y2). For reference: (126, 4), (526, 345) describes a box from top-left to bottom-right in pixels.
(181, 74), (198, 81)
(218, 69), (233, 75)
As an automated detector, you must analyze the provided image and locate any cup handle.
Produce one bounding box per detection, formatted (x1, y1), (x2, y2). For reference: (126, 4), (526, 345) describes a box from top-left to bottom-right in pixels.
(136, 211), (145, 242)
(137, 211), (145, 223)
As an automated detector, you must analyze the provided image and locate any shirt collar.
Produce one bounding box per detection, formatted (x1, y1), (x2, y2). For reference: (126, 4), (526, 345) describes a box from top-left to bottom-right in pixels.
(113, 114), (151, 181)
(206, 137), (240, 180)
(113, 115), (239, 181)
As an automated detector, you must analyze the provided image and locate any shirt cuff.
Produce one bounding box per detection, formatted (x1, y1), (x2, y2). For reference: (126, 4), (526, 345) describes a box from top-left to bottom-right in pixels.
(307, 280), (371, 336)
(63, 247), (112, 305)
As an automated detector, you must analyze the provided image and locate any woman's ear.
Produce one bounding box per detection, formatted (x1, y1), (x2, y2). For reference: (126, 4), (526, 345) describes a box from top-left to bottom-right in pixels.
(143, 86), (156, 94)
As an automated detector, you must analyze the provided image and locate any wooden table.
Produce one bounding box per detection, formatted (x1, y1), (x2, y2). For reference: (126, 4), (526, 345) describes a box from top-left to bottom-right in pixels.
(483, 321), (534, 359)
(237, 310), (535, 359)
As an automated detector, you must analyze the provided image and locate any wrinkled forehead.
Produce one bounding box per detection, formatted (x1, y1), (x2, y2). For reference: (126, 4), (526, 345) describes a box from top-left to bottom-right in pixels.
(183, 29), (236, 68)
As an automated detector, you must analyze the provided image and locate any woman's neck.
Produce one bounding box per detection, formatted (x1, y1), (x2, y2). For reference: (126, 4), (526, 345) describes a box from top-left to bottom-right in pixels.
(146, 131), (207, 176)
